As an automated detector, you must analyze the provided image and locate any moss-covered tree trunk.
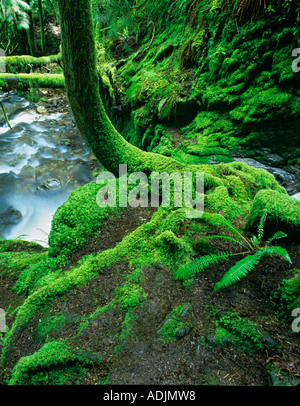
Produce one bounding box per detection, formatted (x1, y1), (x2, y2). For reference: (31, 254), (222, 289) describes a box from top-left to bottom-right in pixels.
(57, 0), (186, 177)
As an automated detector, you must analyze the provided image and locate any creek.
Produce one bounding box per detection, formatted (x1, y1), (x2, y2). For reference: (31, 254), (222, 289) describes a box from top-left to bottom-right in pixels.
(0, 92), (299, 247)
(0, 91), (101, 246)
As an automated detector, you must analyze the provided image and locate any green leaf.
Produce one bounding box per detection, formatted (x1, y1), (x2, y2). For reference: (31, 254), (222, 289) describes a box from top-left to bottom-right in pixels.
(174, 251), (232, 281)
(260, 246), (292, 264)
(214, 252), (262, 291)
(266, 231), (287, 245)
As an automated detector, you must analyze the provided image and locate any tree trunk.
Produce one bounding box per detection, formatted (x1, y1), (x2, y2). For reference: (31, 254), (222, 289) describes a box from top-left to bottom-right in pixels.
(38, 0), (46, 55)
(57, 0), (187, 177)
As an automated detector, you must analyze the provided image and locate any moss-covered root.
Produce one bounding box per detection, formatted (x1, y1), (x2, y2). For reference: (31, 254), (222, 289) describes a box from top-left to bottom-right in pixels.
(246, 189), (300, 237)
(8, 340), (102, 385)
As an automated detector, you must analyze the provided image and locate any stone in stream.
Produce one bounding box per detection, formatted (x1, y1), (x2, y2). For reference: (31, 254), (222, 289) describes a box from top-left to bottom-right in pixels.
(36, 178), (62, 192)
(0, 206), (22, 229)
(19, 165), (41, 181)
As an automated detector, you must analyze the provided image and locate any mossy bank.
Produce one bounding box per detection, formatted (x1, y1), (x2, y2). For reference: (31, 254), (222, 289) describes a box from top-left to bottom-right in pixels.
(0, 163), (299, 385)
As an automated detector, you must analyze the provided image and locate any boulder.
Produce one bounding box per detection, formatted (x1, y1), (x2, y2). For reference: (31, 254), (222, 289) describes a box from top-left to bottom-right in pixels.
(36, 178), (62, 192)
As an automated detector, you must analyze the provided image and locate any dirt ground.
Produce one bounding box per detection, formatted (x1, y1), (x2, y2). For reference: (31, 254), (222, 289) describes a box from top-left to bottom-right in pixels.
(2, 205), (298, 387)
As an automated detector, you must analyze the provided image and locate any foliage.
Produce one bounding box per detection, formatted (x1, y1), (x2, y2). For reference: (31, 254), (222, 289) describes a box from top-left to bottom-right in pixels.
(214, 311), (276, 354)
(271, 271), (300, 321)
(174, 212), (292, 291)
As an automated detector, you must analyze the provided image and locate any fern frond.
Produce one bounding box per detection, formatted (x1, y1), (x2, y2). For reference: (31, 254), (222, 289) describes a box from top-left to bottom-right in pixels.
(260, 246), (292, 264)
(202, 213), (253, 250)
(174, 251), (233, 281)
(266, 231), (287, 245)
(213, 251), (262, 291)
(257, 211), (267, 242)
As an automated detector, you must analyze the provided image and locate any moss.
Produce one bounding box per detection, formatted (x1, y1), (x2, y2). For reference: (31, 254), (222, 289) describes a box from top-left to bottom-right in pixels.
(3, 53), (62, 74)
(0, 239), (47, 253)
(114, 308), (137, 354)
(158, 303), (191, 342)
(271, 271), (300, 321)
(8, 339), (102, 385)
(155, 230), (193, 255)
(13, 255), (67, 295)
(205, 185), (245, 220)
(0, 73), (65, 91)
(0, 251), (47, 278)
(215, 312), (272, 354)
(116, 281), (146, 311)
(34, 313), (79, 344)
(246, 190), (300, 237)
(48, 181), (120, 258)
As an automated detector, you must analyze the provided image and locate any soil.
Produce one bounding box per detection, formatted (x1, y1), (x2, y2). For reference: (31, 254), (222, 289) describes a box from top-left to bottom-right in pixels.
(2, 205), (298, 387)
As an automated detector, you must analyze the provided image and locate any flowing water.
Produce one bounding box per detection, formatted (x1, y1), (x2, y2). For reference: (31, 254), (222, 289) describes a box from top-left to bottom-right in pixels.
(0, 92), (101, 246)
(0, 92), (299, 247)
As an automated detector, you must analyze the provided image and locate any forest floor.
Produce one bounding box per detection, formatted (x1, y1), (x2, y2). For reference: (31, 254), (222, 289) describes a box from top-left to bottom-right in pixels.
(63, 208), (300, 386)
(3, 205), (299, 386)
(1, 89), (299, 387)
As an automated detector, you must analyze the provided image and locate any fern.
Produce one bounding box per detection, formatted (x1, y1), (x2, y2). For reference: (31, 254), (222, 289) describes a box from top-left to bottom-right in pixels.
(174, 251), (233, 281)
(175, 212), (292, 292)
(214, 246), (292, 291)
(257, 211), (267, 242)
(213, 252), (262, 291)
(266, 231), (287, 245)
(260, 246), (292, 264)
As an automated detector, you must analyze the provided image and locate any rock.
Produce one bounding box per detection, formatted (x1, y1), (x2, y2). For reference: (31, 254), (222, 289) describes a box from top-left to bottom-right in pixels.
(268, 365), (300, 386)
(19, 165), (41, 181)
(261, 333), (279, 353)
(246, 189), (300, 237)
(36, 178), (62, 191)
(36, 105), (47, 114)
(233, 158), (298, 187)
(259, 150), (285, 167)
(205, 334), (219, 348)
(0, 206), (22, 229)
(175, 326), (190, 339)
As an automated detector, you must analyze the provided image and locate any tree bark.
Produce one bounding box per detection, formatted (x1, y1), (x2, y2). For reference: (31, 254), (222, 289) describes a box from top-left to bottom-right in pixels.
(38, 0), (46, 55)
(57, 0), (187, 177)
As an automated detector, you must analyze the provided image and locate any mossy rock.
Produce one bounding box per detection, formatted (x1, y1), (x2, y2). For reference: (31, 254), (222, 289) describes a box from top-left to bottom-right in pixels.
(246, 189), (300, 238)
(48, 181), (120, 258)
(271, 271), (300, 321)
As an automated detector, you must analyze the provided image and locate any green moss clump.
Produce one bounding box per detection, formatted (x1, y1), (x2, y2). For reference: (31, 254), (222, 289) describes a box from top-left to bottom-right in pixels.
(155, 230), (193, 255)
(0, 73), (65, 90)
(8, 339), (102, 385)
(114, 308), (137, 354)
(0, 251), (47, 278)
(48, 181), (120, 258)
(246, 190), (300, 237)
(0, 239), (47, 253)
(34, 313), (79, 344)
(215, 312), (271, 354)
(271, 271), (300, 321)
(116, 281), (146, 311)
(2, 53), (62, 74)
(205, 186), (245, 220)
(158, 303), (191, 342)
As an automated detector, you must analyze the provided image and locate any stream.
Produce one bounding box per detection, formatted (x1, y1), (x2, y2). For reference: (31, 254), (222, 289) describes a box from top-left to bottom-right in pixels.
(0, 92), (299, 247)
(0, 91), (101, 246)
